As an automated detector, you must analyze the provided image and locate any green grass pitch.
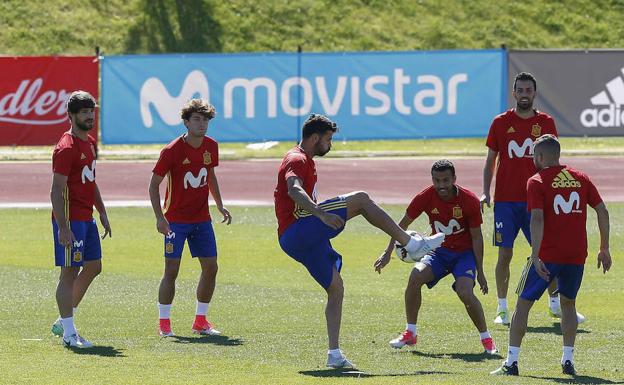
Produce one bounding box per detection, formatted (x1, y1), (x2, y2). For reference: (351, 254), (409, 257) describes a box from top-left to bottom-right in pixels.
(1, 205), (622, 384)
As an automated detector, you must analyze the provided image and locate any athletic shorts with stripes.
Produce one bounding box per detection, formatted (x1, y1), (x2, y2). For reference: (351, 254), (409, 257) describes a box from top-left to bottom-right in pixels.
(278, 196), (348, 289)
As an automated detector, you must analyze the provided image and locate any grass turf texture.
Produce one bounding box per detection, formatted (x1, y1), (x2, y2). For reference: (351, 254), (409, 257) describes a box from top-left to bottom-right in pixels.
(2, 1), (624, 55)
(2, 136), (624, 161)
(1, 205), (622, 384)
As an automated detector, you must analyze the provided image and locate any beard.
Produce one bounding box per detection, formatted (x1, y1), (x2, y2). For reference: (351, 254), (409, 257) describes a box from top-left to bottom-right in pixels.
(75, 119), (94, 131)
(315, 143), (331, 157)
(516, 99), (533, 112)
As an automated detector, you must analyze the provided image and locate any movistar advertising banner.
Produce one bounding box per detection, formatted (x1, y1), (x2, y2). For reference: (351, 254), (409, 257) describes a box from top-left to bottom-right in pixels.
(509, 50), (624, 136)
(101, 50), (505, 144)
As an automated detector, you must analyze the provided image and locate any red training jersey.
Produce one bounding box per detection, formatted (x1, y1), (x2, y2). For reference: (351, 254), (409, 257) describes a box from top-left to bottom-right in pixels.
(527, 165), (602, 264)
(153, 136), (219, 223)
(52, 132), (98, 221)
(274, 146), (317, 236)
(406, 185), (482, 253)
(486, 109), (558, 202)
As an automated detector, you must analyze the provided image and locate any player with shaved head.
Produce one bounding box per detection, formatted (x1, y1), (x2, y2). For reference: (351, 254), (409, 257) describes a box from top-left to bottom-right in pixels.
(492, 135), (612, 376)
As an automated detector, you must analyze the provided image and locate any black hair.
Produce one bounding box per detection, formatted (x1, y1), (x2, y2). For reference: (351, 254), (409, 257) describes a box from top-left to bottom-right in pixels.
(302, 114), (338, 138)
(513, 72), (537, 91)
(431, 159), (455, 176)
(66, 90), (97, 114)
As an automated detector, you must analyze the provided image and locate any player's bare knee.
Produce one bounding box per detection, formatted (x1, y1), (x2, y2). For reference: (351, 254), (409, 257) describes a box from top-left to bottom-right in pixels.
(456, 286), (474, 303)
(345, 191), (370, 207)
(407, 272), (426, 290)
(327, 277), (344, 299)
(83, 261), (102, 277)
(163, 264), (180, 282)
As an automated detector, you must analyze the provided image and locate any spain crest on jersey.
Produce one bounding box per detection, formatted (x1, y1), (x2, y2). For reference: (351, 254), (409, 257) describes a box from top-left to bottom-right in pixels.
(531, 124), (541, 137)
(203, 151), (212, 165)
(452, 206), (463, 219)
(73, 251), (83, 262)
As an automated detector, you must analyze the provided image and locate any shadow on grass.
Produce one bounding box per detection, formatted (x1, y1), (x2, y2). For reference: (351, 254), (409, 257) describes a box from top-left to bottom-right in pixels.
(526, 324), (590, 335)
(299, 368), (450, 378)
(411, 350), (501, 362)
(526, 374), (624, 384)
(170, 335), (243, 346)
(68, 345), (126, 357)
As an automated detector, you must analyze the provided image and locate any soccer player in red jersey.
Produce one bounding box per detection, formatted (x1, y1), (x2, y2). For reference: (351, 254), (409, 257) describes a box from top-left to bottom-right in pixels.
(375, 160), (497, 355)
(50, 91), (112, 348)
(491, 134), (612, 376)
(480, 72), (581, 325)
(149, 99), (231, 337)
(275, 114), (444, 369)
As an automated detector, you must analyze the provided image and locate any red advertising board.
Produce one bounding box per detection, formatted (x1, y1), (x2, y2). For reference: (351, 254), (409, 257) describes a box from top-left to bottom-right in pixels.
(0, 56), (98, 145)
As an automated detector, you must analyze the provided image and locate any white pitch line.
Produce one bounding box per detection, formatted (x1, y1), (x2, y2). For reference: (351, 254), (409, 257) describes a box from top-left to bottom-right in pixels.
(0, 199), (272, 209)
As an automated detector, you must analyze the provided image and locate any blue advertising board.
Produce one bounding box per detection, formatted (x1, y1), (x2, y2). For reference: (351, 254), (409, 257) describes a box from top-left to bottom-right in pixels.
(101, 50), (505, 144)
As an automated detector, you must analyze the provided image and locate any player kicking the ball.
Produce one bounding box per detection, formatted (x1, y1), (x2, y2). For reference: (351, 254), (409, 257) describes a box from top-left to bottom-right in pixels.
(375, 160), (497, 355)
(274, 114), (444, 369)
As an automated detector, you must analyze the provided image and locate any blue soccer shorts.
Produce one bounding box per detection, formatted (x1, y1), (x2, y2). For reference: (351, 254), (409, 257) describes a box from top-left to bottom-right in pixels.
(493, 202), (531, 248)
(516, 259), (585, 301)
(278, 196), (348, 289)
(52, 218), (102, 267)
(419, 247), (477, 289)
(165, 221), (217, 258)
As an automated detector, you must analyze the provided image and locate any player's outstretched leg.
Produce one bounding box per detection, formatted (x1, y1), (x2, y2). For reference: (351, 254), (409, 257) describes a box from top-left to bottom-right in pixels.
(343, 191), (444, 255)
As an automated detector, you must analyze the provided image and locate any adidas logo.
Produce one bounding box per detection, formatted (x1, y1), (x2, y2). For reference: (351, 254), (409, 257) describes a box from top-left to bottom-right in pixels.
(431, 208), (439, 214)
(182, 158), (191, 165)
(551, 169), (581, 188)
(507, 126), (515, 133)
(580, 67), (624, 128)
(80, 153), (87, 160)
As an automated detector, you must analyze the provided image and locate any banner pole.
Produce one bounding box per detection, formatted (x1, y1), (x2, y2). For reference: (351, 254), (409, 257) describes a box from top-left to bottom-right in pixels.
(296, 45), (302, 144)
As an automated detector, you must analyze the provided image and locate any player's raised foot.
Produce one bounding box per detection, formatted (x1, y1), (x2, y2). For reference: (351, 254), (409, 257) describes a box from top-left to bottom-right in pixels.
(159, 319), (174, 337)
(51, 318), (63, 337)
(549, 308), (586, 324)
(481, 337), (498, 354)
(389, 329), (417, 349)
(192, 319), (221, 336)
(326, 352), (356, 369)
(417, 233), (445, 256)
(490, 361), (518, 376)
(62, 334), (93, 349)
(493, 309), (510, 325)
(562, 360), (576, 375)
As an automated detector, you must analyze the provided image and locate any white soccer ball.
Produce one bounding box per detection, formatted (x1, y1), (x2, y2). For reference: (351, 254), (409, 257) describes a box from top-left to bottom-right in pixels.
(395, 230), (429, 263)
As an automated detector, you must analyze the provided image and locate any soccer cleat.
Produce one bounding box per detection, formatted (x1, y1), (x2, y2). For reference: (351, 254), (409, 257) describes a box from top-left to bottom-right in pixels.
(159, 319), (174, 337)
(493, 310), (510, 325)
(51, 318), (63, 337)
(192, 320), (221, 336)
(549, 308), (586, 324)
(326, 353), (356, 369)
(490, 361), (519, 376)
(562, 360), (576, 375)
(418, 233), (445, 256)
(481, 337), (498, 354)
(389, 329), (417, 349)
(62, 334), (93, 349)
